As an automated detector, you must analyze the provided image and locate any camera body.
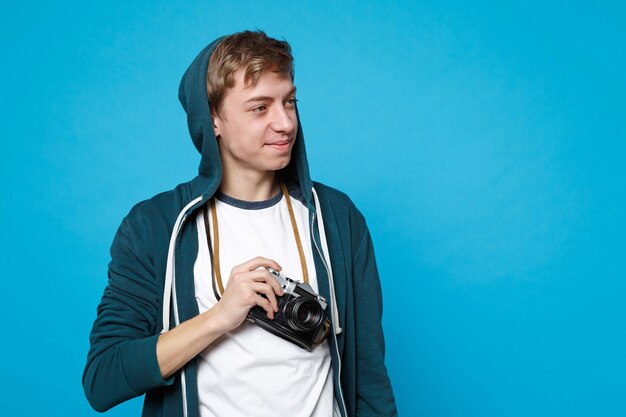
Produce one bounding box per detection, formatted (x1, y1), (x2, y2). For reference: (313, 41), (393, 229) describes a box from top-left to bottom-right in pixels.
(247, 268), (331, 351)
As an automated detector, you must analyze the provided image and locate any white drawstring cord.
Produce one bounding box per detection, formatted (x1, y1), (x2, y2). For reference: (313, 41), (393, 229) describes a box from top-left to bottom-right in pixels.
(161, 196), (203, 333)
(312, 187), (342, 335)
(160, 196), (203, 417)
(312, 187), (349, 417)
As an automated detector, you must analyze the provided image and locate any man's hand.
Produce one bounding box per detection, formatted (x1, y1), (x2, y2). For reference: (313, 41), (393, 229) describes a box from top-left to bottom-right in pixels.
(213, 256), (285, 333)
(157, 256), (284, 379)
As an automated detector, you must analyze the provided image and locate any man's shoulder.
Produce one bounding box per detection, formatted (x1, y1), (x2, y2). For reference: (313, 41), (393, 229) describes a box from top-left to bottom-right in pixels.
(122, 178), (197, 231)
(312, 181), (353, 206)
(312, 181), (367, 225)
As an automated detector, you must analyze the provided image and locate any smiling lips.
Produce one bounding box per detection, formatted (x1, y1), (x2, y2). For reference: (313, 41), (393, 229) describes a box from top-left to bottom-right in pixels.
(266, 139), (293, 151)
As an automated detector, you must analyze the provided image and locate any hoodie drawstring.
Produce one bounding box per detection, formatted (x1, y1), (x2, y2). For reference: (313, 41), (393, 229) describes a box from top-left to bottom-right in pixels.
(312, 187), (342, 335)
(161, 196), (203, 333)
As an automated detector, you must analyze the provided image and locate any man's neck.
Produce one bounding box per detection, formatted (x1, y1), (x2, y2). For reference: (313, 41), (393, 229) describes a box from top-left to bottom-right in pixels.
(219, 168), (279, 202)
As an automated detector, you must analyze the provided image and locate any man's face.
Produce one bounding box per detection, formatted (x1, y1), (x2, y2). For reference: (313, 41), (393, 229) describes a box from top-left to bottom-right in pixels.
(212, 69), (298, 177)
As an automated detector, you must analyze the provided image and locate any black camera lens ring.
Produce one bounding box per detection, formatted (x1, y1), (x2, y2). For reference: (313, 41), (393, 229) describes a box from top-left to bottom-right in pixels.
(284, 297), (324, 332)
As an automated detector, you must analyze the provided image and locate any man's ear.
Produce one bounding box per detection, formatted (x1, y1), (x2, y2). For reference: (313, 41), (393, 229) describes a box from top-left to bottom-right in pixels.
(211, 109), (221, 138)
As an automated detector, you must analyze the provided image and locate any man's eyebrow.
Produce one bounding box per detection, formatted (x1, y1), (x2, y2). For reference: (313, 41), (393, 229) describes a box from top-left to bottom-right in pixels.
(244, 87), (297, 103)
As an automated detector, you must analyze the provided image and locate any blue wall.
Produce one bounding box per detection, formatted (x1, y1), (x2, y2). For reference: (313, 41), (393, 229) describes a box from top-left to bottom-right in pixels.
(1, 1), (624, 416)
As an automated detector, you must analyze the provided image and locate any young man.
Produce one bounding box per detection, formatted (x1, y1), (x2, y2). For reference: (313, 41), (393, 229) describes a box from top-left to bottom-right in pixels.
(84, 31), (397, 417)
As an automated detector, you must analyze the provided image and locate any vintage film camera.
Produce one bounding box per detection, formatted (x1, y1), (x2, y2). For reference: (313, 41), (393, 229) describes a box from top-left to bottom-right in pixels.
(247, 268), (331, 351)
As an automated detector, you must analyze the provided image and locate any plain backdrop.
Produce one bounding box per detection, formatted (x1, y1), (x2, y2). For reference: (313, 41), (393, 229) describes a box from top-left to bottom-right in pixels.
(1, 1), (625, 416)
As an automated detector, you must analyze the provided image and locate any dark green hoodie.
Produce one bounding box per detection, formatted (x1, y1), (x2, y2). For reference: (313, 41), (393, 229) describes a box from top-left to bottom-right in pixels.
(83, 36), (397, 417)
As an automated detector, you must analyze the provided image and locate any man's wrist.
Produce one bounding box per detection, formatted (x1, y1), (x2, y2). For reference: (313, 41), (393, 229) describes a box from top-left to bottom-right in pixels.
(204, 303), (231, 336)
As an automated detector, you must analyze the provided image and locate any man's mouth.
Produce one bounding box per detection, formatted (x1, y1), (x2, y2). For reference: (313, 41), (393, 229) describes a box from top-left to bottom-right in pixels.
(266, 139), (292, 145)
(266, 139), (293, 151)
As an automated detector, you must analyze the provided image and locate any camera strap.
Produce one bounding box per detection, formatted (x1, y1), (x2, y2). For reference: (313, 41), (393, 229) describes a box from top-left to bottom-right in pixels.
(203, 179), (310, 300)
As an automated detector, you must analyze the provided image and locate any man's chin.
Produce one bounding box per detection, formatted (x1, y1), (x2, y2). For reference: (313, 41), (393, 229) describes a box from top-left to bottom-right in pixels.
(269, 155), (292, 171)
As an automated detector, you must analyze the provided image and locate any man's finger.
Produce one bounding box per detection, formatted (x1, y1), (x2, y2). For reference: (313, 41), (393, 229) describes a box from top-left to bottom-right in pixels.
(248, 269), (284, 296)
(254, 295), (274, 319)
(249, 282), (279, 313)
(234, 256), (282, 274)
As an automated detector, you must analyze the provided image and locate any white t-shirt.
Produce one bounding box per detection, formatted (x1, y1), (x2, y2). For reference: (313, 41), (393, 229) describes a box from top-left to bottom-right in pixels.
(193, 189), (338, 417)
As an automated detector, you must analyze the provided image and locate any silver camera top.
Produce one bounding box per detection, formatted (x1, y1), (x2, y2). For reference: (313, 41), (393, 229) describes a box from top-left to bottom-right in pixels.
(266, 267), (292, 287)
(265, 267), (327, 309)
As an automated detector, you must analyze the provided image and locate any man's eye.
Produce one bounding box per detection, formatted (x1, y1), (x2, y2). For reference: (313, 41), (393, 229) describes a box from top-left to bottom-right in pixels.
(286, 98), (298, 106)
(252, 105), (267, 113)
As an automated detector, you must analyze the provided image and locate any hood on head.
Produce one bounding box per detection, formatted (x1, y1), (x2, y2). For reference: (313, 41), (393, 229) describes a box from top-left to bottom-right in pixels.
(177, 35), (313, 206)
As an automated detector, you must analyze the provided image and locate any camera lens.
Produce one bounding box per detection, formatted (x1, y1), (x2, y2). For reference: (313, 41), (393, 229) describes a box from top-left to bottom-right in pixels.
(284, 298), (323, 332)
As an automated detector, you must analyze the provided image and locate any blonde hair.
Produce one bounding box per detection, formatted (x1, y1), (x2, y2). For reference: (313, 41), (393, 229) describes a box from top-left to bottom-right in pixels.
(207, 30), (294, 116)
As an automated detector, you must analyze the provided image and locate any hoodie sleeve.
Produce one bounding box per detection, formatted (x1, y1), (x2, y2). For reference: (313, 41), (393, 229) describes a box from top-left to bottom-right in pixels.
(83, 214), (173, 412)
(352, 226), (398, 417)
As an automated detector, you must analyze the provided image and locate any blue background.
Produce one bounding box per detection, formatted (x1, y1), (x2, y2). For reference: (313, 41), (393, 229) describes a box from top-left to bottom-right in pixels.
(1, 1), (624, 416)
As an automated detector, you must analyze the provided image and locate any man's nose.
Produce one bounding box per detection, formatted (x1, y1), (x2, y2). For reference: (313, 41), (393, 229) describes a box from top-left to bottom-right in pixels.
(270, 105), (295, 133)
